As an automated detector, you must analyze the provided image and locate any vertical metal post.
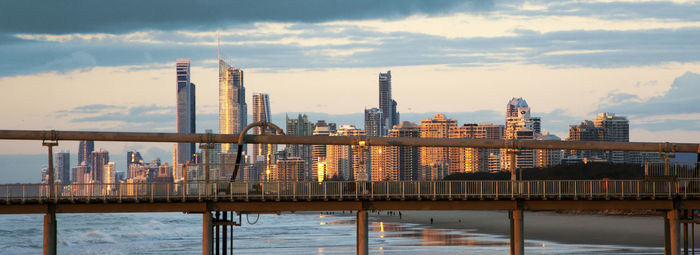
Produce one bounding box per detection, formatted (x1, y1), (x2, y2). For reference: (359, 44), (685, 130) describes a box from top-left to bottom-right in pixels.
(222, 211), (227, 254)
(230, 212), (234, 255)
(509, 148), (517, 181)
(43, 141), (58, 202)
(215, 211), (220, 255)
(509, 209), (524, 255)
(43, 205), (57, 255)
(357, 210), (368, 255)
(684, 211), (689, 255)
(203, 211), (212, 255)
(402, 182), (405, 200)
(667, 214), (672, 255)
(200, 144), (212, 197)
(448, 181), (452, 200)
(667, 210), (681, 255)
(183, 162), (188, 200)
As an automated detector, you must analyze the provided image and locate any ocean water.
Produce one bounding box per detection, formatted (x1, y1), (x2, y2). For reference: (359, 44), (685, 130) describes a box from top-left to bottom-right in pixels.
(0, 212), (663, 254)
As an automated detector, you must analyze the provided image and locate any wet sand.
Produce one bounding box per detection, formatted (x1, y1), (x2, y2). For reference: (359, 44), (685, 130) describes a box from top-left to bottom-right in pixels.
(366, 210), (694, 247)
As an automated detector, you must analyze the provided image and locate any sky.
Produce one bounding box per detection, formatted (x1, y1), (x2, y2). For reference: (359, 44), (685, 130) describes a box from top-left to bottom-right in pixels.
(1, 0), (699, 181)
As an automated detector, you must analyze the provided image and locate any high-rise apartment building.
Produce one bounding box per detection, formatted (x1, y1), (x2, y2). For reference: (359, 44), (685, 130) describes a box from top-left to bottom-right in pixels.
(78, 140), (94, 167)
(326, 125), (366, 181)
(502, 129), (537, 170)
(594, 112), (632, 164)
(75, 162), (89, 183)
(276, 156), (305, 182)
(566, 113), (636, 164)
(312, 121), (331, 181)
(536, 132), (562, 168)
(502, 98), (540, 171)
(127, 151), (143, 167)
(504, 97), (541, 139)
(219, 59), (247, 153)
(175, 58), (196, 165)
(375, 121), (420, 181)
(449, 123), (504, 173)
(90, 149), (109, 183)
(419, 114), (457, 180)
(104, 162), (116, 184)
(378, 71), (399, 135)
(285, 114), (314, 179)
(251, 93), (276, 166)
(364, 108), (384, 137)
(56, 151), (70, 184)
(565, 120), (604, 160)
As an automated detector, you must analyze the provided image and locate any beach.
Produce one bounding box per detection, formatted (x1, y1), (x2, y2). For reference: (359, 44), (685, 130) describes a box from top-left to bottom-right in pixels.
(367, 210), (698, 248)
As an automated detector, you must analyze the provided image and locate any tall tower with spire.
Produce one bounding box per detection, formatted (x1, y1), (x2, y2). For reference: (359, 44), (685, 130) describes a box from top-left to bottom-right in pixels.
(218, 33), (247, 154)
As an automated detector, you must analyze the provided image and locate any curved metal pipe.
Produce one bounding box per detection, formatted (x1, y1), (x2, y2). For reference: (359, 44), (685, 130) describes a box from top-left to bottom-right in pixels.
(231, 122), (285, 182)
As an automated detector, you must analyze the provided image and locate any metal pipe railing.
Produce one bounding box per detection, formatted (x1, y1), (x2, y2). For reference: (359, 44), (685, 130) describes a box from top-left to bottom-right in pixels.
(0, 130), (698, 152)
(646, 162), (700, 178)
(2, 180), (699, 204)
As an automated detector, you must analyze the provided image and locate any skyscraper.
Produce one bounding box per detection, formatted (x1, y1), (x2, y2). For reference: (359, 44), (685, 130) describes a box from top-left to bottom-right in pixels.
(373, 121), (420, 181)
(285, 114), (313, 179)
(378, 71), (399, 135)
(565, 120), (604, 160)
(56, 151), (70, 184)
(104, 162), (116, 184)
(78, 140), (94, 167)
(76, 162), (89, 184)
(175, 58), (196, 165)
(419, 114), (457, 180)
(326, 125), (366, 181)
(276, 156), (305, 182)
(536, 132), (562, 168)
(90, 149), (109, 183)
(448, 123), (503, 173)
(594, 113), (636, 164)
(566, 113), (634, 164)
(364, 107), (384, 137)
(502, 98), (540, 171)
(127, 151), (143, 167)
(252, 93), (275, 164)
(219, 59), (247, 153)
(311, 120), (331, 181)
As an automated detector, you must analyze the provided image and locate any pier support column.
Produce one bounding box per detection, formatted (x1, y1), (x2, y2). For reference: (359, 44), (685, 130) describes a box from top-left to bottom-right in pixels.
(666, 210), (681, 255)
(509, 210), (524, 255)
(43, 205), (56, 255)
(357, 210), (368, 255)
(203, 212), (212, 255)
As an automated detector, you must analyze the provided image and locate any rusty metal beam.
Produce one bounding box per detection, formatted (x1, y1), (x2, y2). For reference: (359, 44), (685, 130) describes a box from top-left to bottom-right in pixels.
(0, 130), (698, 152)
(2, 199), (699, 214)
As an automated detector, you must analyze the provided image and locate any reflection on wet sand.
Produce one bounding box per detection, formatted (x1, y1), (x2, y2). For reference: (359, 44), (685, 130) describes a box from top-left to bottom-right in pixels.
(317, 214), (662, 254)
(323, 217), (509, 248)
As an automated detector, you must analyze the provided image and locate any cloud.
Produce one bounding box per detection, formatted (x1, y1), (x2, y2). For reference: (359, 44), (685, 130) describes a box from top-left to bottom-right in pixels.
(517, 1), (700, 22)
(55, 104), (176, 131)
(4, 25), (699, 77)
(597, 71), (700, 131)
(599, 72), (700, 116)
(0, 0), (492, 34)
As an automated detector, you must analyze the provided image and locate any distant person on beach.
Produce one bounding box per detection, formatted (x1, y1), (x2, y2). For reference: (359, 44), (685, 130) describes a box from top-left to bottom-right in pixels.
(399, 212), (402, 219)
(430, 218), (433, 224)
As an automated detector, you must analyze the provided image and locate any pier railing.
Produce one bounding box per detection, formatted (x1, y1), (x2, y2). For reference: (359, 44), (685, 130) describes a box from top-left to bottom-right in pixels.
(645, 161), (700, 179)
(3, 179), (700, 204)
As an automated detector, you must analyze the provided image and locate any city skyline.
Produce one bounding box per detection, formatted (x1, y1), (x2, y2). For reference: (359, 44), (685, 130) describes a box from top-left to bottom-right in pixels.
(1, 0), (699, 183)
